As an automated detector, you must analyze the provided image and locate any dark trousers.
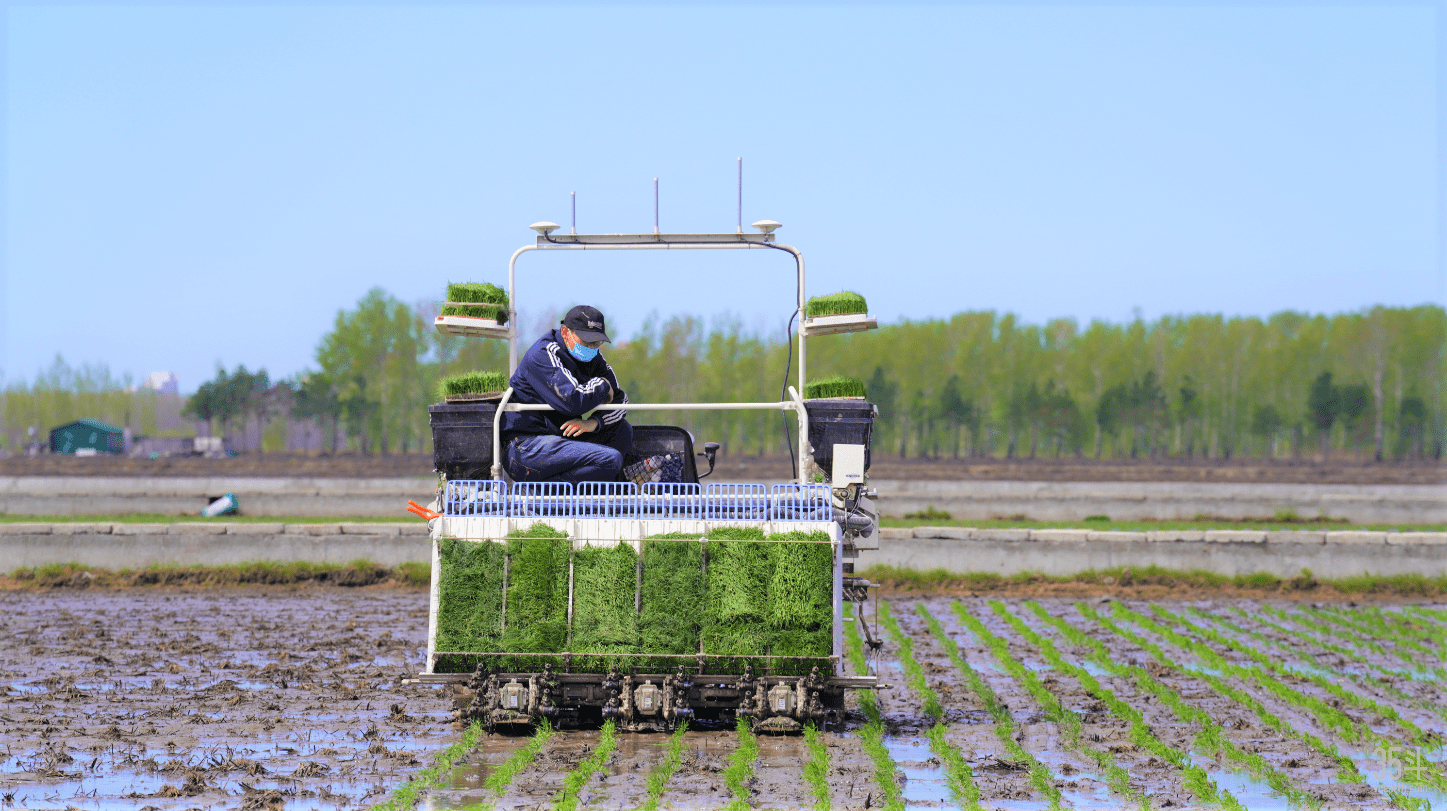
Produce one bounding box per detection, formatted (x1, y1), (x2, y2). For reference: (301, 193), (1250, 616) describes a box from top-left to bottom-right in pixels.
(502, 421), (633, 484)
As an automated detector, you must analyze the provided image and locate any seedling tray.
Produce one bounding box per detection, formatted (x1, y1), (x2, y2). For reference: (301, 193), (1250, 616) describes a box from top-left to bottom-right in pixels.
(435, 314), (509, 339)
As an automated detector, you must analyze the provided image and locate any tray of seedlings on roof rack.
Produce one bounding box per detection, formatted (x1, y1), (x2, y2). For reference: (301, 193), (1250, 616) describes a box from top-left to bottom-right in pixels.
(435, 281), (510, 339)
(801, 291), (877, 335)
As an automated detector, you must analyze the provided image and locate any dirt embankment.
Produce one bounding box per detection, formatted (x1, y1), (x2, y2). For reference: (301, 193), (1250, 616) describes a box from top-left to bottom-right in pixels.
(2, 451), (1439, 484)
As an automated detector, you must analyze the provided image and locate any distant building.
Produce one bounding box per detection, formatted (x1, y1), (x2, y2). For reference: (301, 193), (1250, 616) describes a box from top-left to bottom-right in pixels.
(142, 372), (179, 395)
(50, 419), (126, 455)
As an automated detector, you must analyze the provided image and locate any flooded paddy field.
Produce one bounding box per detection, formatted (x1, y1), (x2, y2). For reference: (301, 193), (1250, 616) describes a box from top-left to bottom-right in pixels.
(2, 588), (1444, 810)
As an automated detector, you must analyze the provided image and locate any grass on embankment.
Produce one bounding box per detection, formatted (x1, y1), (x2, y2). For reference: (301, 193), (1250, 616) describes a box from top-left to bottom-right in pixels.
(10, 560), (1447, 597)
(863, 563), (1447, 598)
(4, 559), (430, 589)
(883, 514), (1447, 533)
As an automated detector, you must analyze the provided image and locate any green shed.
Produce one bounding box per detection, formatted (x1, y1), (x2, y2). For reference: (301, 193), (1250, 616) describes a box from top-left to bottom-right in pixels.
(50, 419), (125, 455)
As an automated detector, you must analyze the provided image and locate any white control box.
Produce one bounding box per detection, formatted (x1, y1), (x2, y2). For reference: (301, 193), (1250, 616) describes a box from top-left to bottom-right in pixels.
(830, 444), (867, 489)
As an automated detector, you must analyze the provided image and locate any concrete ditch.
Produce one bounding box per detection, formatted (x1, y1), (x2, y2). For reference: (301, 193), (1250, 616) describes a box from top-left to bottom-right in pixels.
(2, 522), (1443, 578)
(2, 475), (1444, 523)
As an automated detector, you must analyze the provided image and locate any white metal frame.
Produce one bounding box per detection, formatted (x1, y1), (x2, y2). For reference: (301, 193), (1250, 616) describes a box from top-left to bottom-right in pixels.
(495, 231), (811, 484)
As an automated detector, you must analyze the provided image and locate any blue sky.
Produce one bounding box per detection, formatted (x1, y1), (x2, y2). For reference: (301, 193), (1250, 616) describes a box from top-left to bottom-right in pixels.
(4, 2), (1441, 392)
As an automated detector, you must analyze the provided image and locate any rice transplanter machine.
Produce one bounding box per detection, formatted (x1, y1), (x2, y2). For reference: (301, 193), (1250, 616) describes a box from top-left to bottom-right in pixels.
(411, 205), (885, 733)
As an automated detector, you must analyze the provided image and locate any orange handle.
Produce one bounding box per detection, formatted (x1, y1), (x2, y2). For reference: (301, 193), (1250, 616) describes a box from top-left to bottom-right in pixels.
(406, 500), (442, 520)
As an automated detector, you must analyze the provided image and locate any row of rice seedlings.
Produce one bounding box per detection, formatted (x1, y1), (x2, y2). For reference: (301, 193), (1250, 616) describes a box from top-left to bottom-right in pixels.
(1385, 783), (1439, 811)
(876, 601), (944, 718)
(375, 721), (485, 810)
(1039, 601), (1331, 808)
(1153, 605), (1434, 748)
(1319, 605), (1446, 679)
(917, 603), (1064, 809)
(874, 602), (982, 810)
(552, 719), (617, 811)
(639, 722), (689, 811)
(926, 724), (985, 810)
(1108, 603), (1447, 795)
(465, 721), (555, 811)
(1230, 605), (1436, 689)
(1372, 605), (1447, 648)
(976, 601), (1204, 810)
(1312, 605), (1439, 663)
(1288, 604), (1422, 669)
(802, 724), (833, 811)
(1199, 607), (1447, 725)
(842, 603), (906, 811)
(722, 717), (760, 811)
(1407, 605), (1447, 628)
(1257, 604), (1425, 677)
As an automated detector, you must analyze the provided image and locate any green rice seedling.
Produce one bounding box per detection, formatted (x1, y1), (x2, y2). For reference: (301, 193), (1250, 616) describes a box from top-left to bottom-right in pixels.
(1321, 606), (1445, 677)
(1261, 604), (1407, 666)
(803, 375), (867, 399)
(802, 724), (832, 811)
(926, 723), (984, 810)
(435, 537), (506, 663)
(1154, 604), (1433, 748)
(805, 290), (868, 317)
(722, 717), (760, 811)
(437, 371), (508, 401)
(1199, 607), (1447, 726)
(375, 721), (484, 810)
(1097, 602), (1443, 796)
(843, 604), (904, 810)
(640, 722), (689, 811)
(701, 534), (768, 660)
(498, 523), (570, 662)
(875, 603), (983, 810)
(766, 532), (832, 630)
(639, 533), (704, 671)
(1384, 787), (1434, 811)
(706, 535), (769, 623)
(569, 542), (641, 669)
(1371, 606), (1447, 648)
(552, 719), (616, 811)
(920, 604), (1064, 809)
(441, 281), (509, 322)
(1293, 605), (1420, 667)
(841, 601), (878, 720)
(468, 720), (553, 809)
(1027, 602), (1324, 809)
(858, 719), (905, 811)
(876, 600), (944, 719)
(1314, 605), (1437, 661)
(981, 602), (1149, 809)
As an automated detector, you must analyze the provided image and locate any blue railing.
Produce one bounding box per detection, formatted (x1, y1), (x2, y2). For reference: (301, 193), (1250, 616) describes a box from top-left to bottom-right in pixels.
(440, 480), (832, 522)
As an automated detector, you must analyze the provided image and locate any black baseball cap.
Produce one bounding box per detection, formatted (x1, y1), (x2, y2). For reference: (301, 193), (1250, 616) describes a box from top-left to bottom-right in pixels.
(561, 304), (612, 343)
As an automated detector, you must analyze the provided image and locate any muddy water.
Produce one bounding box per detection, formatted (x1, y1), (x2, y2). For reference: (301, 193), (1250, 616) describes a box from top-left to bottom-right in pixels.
(5, 589), (1441, 810)
(0, 588), (459, 810)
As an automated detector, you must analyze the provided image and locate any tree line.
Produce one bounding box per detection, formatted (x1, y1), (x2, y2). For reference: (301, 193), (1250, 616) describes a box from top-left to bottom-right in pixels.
(4, 293), (1442, 461)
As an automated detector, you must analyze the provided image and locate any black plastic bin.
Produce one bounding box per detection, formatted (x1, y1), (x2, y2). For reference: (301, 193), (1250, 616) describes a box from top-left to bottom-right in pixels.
(803, 399), (876, 477)
(429, 401), (499, 479)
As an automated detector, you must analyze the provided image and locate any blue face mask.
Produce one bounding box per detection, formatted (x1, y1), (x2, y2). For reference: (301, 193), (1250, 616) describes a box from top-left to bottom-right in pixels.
(569, 343), (598, 362)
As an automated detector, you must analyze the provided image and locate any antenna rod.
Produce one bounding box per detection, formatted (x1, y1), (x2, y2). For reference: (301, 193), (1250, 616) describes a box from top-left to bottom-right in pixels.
(570, 191), (576, 234)
(654, 178), (660, 234)
(737, 157), (743, 233)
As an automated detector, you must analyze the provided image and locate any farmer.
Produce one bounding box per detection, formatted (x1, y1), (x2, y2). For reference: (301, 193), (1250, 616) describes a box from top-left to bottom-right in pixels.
(500, 304), (633, 483)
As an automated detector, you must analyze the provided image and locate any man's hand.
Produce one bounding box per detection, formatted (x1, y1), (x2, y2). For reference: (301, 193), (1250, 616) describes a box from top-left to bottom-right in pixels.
(561, 418), (599, 437)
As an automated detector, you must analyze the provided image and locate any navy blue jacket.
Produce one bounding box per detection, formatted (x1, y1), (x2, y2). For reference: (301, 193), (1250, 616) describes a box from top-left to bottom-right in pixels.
(501, 329), (629, 436)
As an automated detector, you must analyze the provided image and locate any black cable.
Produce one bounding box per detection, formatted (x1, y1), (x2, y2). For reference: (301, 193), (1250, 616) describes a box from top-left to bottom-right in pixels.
(780, 309), (799, 479)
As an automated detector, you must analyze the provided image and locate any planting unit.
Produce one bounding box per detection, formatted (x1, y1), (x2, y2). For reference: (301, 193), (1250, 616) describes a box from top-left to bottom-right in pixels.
(411, 220), (885, 733)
